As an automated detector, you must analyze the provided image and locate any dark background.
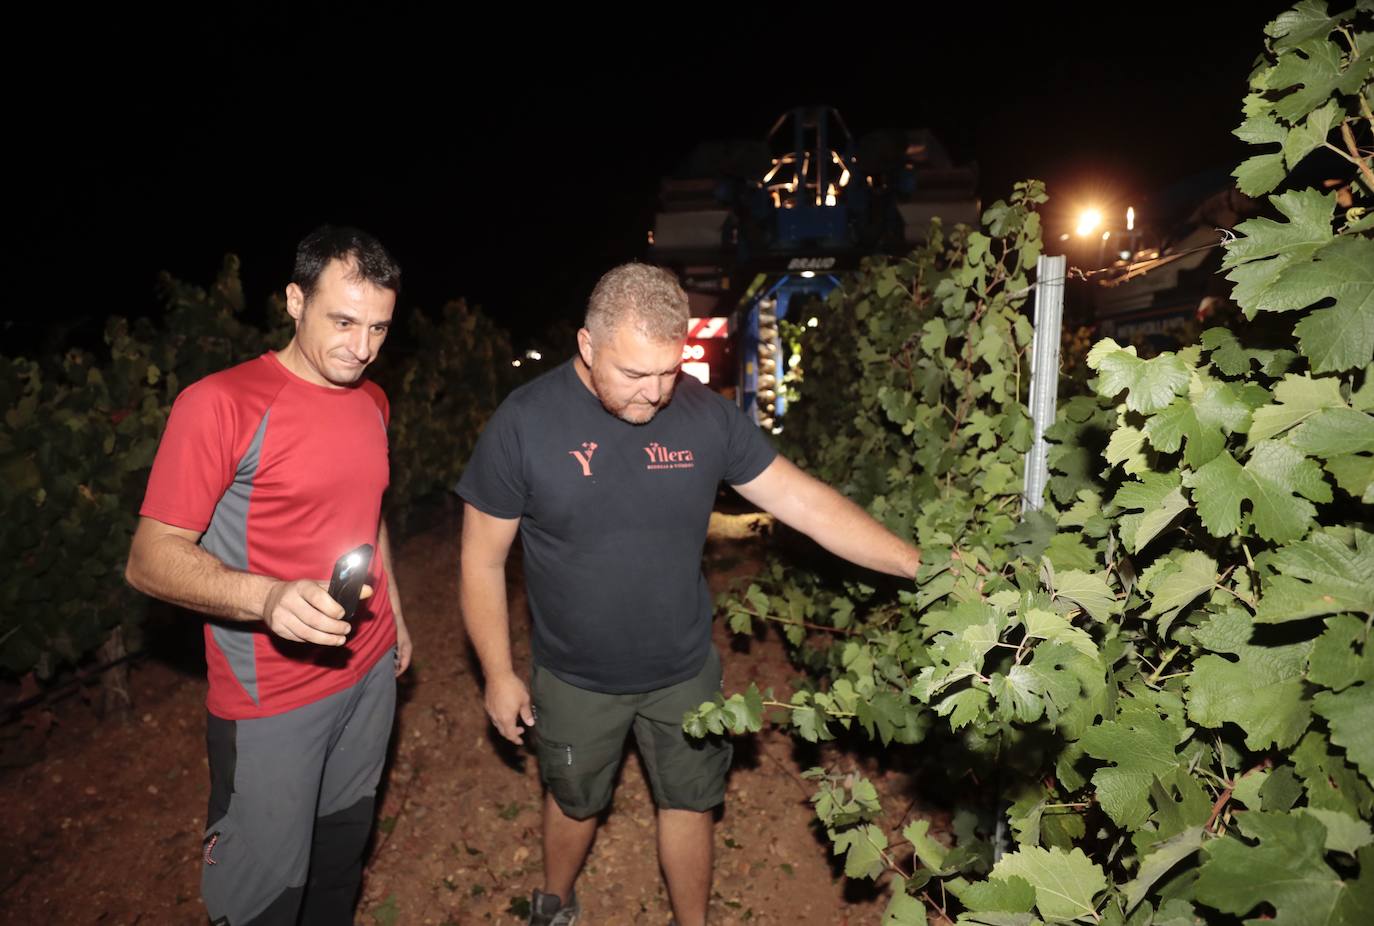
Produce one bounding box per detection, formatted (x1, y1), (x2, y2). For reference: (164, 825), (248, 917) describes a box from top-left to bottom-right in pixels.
(13, 3), (1289, 352)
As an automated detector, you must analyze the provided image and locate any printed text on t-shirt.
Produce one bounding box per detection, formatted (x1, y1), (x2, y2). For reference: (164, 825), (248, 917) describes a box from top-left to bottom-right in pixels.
(644, 441), (696, 470)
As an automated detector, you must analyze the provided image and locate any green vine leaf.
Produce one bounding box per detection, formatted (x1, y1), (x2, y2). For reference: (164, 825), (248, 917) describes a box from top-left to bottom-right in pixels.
(1256, 529), (1374, 624)
(1088, 341), (1191, 413)
(1282, 237), (1374, 373)
(1313, 684), (1374, 783)
(1187, 651), (1312, 751)
(1197, 812), (1370, 925)
(1266, 36), (1374, 123)
(1249, 373), (1348, 445)
(1121, 826), (1206, 916)
(1184, 441), (1330, 543)
(989, 845), (1106, 923)
(1222, 188), (1337, 316)
(1138, 550), (1218, 630)
(1080, 702), (1185, 828)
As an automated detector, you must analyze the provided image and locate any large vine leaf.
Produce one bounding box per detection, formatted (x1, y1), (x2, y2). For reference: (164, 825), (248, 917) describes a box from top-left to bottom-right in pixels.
(1184, 441), (1331, 542)
(1276, 237), (1374, 372)
(1196, 812), (1370, 925)
(989, 845), (1106, 923)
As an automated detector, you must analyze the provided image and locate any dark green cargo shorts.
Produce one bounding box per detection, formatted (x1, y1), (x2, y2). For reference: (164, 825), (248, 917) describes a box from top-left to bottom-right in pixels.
(530, 647), (733, 820)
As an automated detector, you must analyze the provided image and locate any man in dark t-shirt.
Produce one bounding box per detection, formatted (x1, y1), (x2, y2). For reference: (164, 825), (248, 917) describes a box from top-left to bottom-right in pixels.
(458, 263), (920, 926)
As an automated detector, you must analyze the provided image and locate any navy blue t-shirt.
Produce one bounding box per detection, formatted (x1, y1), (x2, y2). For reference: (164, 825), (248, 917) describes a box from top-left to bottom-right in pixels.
(456, 360), (776, 693)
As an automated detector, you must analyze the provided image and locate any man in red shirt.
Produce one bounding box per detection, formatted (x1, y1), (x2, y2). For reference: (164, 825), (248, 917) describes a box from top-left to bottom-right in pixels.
(126, 226), (411, 925)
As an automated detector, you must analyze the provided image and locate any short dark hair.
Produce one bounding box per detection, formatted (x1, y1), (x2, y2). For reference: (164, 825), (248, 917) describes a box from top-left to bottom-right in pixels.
(292, 225), (402, 301)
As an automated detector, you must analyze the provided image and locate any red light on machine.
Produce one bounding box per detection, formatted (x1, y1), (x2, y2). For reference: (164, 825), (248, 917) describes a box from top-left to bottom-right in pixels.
(687, 317), (729, 339)
(679, 322), (736, 388)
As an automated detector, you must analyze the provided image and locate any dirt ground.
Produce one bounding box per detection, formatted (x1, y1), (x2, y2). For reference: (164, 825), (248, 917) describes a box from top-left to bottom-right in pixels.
(1, 507), (938, 925)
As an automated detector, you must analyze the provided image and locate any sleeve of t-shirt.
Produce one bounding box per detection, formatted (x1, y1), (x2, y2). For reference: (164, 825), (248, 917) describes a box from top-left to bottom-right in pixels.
(364, 380), (391, 428)
(455, 400), (527, 519)
(721, 398), (777, 486)
(139, 381), (238, 533)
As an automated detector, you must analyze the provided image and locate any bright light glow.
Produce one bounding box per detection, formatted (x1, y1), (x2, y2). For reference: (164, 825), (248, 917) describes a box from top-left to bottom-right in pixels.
(788, 353), (801, 369)
(1075, 209), (1102, 237)
(1126, 207), (1136, 231)
(346, 553), (362, 569)
(1119, 250), (1131, 261)
(682, 361), (710, 384)
(1059, 232), (1071, 241)
(839, 168), (850, 187)
(1102, 230), (1111, 241)
(807, 316), (819, 328)
(801, 270), (816, 279)
(511, 359), (521, 367)
(771, 426), (783, 435)
(525, 349), (542, 361)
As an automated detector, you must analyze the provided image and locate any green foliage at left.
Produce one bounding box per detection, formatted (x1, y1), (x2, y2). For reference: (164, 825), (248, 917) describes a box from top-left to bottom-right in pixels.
(1, 257), (523, 681)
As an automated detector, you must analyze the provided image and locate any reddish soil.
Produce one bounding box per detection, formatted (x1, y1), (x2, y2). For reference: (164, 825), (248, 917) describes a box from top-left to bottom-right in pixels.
(1, 508), (936, 925)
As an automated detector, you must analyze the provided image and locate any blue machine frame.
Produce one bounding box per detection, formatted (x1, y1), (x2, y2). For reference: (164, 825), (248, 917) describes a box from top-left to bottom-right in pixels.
(739, 273), (842, 427)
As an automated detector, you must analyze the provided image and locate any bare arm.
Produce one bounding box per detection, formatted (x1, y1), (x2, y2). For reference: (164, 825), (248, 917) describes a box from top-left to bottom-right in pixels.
(124, 516), (354, 646)
(458, 502), (530, 744)
(733, 456), (921, 579)
(377, 522), (412, 675)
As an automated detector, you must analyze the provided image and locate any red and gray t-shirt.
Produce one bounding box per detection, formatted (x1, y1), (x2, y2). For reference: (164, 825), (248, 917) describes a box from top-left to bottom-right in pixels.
(141, 351), (396, 720)
(457, 360), (776, 694)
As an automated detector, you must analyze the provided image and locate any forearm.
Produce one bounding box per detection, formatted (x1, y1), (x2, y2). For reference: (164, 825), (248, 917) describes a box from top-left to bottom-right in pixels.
(378, 522), (404, 619)
(126, 531), (275, 622)
(459, 563), (518, 679)
(738, 457), (921, 579)
(779, 483), (920, 579)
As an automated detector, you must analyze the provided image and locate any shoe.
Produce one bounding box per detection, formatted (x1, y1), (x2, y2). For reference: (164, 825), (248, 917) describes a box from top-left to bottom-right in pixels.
(528, 888), (580, 926)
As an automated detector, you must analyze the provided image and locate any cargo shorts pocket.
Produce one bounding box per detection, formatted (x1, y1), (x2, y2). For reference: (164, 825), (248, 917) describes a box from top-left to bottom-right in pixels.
(534, 734), (620, 820)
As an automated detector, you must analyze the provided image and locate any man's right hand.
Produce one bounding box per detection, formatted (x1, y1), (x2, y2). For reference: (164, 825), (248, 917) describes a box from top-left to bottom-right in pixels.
(485, 671), (534, 745)
(261, 579), (367, 646)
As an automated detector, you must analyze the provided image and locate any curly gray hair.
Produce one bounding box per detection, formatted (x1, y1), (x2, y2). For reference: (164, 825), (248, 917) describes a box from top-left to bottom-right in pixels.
(585, 263), (689, 343)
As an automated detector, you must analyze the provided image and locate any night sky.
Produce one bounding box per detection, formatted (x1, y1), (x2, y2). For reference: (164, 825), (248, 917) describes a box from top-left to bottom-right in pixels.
(16, 2), (1291, 352)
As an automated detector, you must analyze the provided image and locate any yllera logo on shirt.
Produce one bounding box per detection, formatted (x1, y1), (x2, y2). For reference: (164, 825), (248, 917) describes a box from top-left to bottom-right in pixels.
(644, 441), (695, 471)
(569, 441), (598, 477)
